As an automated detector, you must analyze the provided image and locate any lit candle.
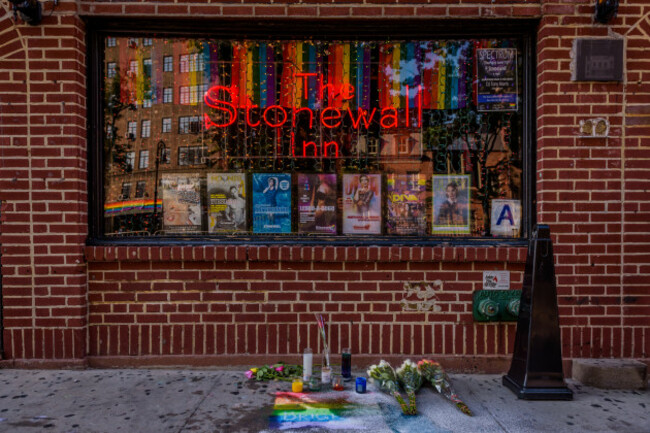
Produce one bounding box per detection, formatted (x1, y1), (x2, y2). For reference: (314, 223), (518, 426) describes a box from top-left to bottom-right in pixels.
(292, 378), (303, 393)
(303, 348), (313, 381)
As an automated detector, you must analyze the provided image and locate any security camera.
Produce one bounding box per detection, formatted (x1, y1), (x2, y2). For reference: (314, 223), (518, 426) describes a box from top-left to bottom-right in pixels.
(7, 0), (42, 25)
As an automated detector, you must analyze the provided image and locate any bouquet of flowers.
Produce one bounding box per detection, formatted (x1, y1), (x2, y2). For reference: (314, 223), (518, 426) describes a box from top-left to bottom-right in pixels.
(367, 361), (411, 415)
(417, 359), (472, 416)
(396, 359), (423, 414)
(245, 363), (303, 381)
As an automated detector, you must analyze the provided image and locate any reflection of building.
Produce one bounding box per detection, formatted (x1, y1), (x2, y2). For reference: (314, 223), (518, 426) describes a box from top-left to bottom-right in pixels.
(380, 129), (422, 158)
(104, 37), (209, 233)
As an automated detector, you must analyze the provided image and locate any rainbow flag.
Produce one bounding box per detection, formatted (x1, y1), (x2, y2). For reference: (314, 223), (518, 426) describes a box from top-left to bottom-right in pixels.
(325, 42), (371, 110)
(104, 199), (162, 215)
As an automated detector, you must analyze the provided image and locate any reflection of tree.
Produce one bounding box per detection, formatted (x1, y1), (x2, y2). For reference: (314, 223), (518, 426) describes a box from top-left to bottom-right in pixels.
(104, 69), (136, 179)
(422, 109), (521, 235)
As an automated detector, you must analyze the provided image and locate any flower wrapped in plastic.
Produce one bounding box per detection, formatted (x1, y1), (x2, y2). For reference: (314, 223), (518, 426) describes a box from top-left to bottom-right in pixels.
(417, 359), (472, 416)
(396, 359), (423, 414)
(245, 363), (302, 381)
(367, 361), (411, 415)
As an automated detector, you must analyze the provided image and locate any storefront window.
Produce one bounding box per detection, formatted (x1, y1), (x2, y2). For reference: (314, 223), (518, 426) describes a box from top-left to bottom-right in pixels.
(101, 36), (526, 240)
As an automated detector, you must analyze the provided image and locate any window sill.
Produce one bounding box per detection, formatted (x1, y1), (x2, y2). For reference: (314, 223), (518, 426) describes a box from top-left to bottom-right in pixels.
(85, 243), (527, 263)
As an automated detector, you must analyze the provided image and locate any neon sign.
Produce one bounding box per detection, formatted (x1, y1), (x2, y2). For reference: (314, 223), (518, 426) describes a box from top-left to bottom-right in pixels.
(203, 75), (423, 159)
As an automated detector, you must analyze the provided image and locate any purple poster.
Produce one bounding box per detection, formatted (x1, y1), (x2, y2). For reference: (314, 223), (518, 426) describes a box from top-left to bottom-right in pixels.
(297, 174), (337, 234)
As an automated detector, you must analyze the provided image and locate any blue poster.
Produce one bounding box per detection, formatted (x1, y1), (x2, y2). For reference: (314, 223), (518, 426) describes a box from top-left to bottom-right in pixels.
(252, 173), (292, 233)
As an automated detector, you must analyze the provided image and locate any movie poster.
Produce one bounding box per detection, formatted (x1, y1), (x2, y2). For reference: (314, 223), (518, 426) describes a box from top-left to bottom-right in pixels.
(252, 173), (292, 234)
(342, 174), (382, 234)
(161, 174), (202, 233)
(476, 48), (518, 112)
(208, 173), (246, 233)
(491, 199), (521, 237)
(386, 174), (427, 235)
(297, 174), (337, 234)
(432, 174), (471, 235)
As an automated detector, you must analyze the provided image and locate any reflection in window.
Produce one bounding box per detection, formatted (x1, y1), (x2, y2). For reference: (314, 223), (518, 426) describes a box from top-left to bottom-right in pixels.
(163, 56), (173, 72)
(125, 152), (135, 171)
(178, 146), (207, 166)
(178, 116), (201, 134)
(120, 182), (132, 199)
(163, 88), (172, 104)
(141, 120), (151, 138)
(162, 117), (172, 133)
(107, 62), (116, 78)
(102, 36), (526, 239)
(135, 181), (146, 198)
(139, 150), (150, 169)
(129, 60), (138, 77)
(144, 58), (152, 77)
(127, 121), (137, 139)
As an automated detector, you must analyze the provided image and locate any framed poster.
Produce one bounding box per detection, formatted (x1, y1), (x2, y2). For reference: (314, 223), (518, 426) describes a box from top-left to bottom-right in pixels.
(432, 174), (470, 235)
(297, 173), (337, 234)
(476, 48), (518, 112)
(208, 173), (247, 233)
(386, 174), (427, 235)
(490, 199), (521, 237)
(342, 174), (381, 234)
(252, 173), (291, 234)
(161, 174), (202, 233)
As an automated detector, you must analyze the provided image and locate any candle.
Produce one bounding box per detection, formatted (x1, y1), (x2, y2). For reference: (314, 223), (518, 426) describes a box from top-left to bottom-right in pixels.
(355, 377), (366, 393)
(321, 366), (332, 386)
(303, 348), (313, 381)
(292, 378), (303, 393)
(341, 347), (352, 380)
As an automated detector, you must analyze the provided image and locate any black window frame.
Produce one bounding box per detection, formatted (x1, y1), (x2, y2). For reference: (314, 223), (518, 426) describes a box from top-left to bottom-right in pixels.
(87, 18), (537, 246)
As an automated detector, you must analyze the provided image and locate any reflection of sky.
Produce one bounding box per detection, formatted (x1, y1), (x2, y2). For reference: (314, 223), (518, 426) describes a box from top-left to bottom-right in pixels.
(383, 41), (472, 100)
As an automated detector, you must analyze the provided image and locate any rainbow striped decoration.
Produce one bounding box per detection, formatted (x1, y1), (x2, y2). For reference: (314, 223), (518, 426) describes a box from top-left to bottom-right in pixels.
(135, 48), (147, 105)
(268, 392), (372, 430)
(104, 199), (162, 215)
(380, 41), (473, 110)
(230, 42), (278, 108)
(326, 42), (371, 110)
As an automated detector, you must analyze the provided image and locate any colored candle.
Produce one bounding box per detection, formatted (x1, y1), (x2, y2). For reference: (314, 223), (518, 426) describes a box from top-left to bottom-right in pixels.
(292, 378), (303, 393)
(355, 377), (366, 393)
(341, 347), (352, 380)
(303, 348), (313, 381)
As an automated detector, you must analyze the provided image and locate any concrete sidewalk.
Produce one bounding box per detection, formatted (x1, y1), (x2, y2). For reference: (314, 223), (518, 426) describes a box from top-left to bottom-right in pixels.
(0, 368), (647, 433)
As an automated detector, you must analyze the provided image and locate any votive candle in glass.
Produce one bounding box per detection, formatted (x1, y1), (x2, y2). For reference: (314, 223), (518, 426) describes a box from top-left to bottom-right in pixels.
(355, 377), (366, 394)
(292, 378), (304, 393)
(303, 348), (313, 381)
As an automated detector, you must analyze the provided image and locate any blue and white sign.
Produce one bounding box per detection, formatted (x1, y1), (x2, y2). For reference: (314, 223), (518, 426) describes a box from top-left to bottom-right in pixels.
(491, 199), (521, 237)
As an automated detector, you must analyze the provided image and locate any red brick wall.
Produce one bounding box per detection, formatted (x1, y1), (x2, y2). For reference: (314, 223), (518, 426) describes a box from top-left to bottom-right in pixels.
(0, 2), (87, 364)
(1, 1), (648, 367)
(85, 246), (525, 367)
(537, 1), (650, 360)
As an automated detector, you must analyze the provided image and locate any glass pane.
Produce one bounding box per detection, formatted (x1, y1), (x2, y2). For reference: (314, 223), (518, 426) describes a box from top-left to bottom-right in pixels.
(102, 37), (524, 239)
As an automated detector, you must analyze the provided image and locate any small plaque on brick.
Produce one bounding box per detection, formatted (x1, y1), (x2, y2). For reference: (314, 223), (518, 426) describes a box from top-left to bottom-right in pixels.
(572, 38), (623, 82)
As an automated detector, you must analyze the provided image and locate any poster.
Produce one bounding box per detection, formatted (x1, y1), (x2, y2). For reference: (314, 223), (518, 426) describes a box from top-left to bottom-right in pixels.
(252, 173), (292, 234)
(161, 174), (202, 233)
(490, 199), (521, 237)
(476, 48), (518, 112)
(342, 174), (381, 234)
(432, 174), (470, 235)
(207, 173), (246, 233)
(386, 174), (427, 235)
(297, 174), (337, 234)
